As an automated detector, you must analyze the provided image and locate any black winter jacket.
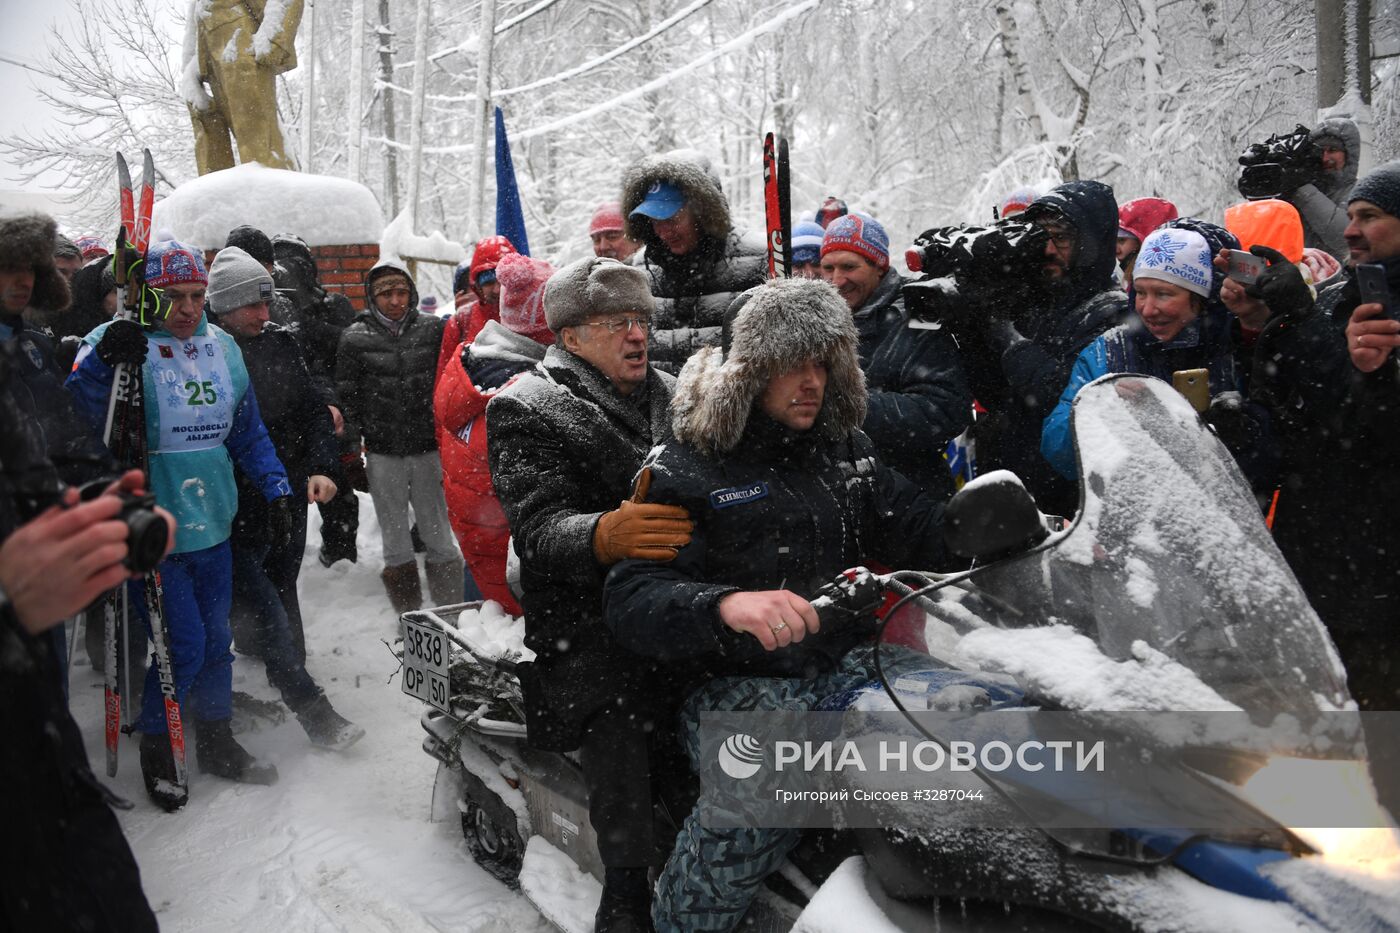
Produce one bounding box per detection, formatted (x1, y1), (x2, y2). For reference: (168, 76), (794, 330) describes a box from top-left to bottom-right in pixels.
(854, 268), (972, 499)
(485, 346), (679, 750)
(0, 344), (158, 933)
(960, 181), (1128, 516)
(603, 415), (948, 679)
(1255, 259), (1400, 639)
(335, 267), (444, 457)
(641, 230), (768, 373)
(232, 324), (339, 541)
(0, 316), (114, 491)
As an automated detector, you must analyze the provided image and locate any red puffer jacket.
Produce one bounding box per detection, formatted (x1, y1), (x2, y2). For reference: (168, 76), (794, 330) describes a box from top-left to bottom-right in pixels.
(434, 321), (548, 615)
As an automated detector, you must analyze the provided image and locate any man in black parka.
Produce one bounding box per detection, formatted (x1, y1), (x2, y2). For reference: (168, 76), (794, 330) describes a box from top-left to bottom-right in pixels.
(602, 277), (953, 932)
(208, 246), (364, 751)
(951, 180), (1128, 517)
(336, 259), (462, 611)
(486, 256), (694, 933)
(819, 212), (972, 499)
(621, 149), (767, 373)
(0, 207), (161, 933)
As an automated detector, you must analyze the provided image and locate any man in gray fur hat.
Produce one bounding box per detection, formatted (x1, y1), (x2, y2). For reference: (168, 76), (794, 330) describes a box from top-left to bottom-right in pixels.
(604, 277), (956, 931)
(487, 255), (694, 933)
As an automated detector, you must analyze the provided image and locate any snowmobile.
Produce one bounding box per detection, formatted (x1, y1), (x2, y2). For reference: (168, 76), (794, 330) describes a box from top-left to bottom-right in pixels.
(404, 374), (1398, 932)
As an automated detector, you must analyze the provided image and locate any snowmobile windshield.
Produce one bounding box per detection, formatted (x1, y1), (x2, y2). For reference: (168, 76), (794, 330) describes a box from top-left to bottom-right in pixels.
(968, 374), (1350, 724)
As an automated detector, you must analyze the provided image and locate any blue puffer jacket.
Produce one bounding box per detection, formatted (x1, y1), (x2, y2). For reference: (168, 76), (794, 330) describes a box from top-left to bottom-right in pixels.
(1041, 312), (1238, 478)
(67, 312), (291, 553)
(1042, 219), (1273, 487)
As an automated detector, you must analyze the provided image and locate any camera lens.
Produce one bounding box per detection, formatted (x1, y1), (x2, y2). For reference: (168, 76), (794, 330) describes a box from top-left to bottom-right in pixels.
(124, 509), (168, 575)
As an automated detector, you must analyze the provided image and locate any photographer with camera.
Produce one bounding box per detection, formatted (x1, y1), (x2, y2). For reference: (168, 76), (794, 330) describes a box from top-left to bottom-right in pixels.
(68, 238), (294, 811)
(1237, 118), (1359, 263)
(2, 207), (142, 694)
(2, 338), (168, 929)
(909, 181), (1127, 517)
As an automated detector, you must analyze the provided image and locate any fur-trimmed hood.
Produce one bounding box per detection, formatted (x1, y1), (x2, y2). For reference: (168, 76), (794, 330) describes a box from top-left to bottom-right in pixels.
(0, 208), (70, 314)
(670, 278), (866, 455)
(1311, 117), (1361, 198)
(621, 149), (731, 248)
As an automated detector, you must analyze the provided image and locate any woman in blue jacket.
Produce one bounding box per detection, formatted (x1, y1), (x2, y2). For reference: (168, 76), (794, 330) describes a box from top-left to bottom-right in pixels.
(67, 239), (292, 811)
(1041, 222), (1271, 490)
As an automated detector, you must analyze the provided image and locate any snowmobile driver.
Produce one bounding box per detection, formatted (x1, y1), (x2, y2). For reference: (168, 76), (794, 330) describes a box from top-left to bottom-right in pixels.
(486, 256), (695, 933)
(603, 277), (961, 933)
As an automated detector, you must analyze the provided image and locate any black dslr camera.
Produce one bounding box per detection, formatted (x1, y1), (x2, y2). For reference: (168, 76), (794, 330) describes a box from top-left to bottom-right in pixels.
(1237, 124), (1319, 200)
(76, 480), (169, 575)
(901, 218), (1048, 326)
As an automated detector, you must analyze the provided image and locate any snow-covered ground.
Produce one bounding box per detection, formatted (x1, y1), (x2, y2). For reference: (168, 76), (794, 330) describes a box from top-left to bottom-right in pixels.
(68, 497), (550, 933)
(64, 493), (1400, 933)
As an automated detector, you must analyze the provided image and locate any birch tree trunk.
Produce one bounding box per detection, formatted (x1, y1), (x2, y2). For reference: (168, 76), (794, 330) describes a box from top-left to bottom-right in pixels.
(376, 0), (401, 215)
(994, 0), (1047, 143)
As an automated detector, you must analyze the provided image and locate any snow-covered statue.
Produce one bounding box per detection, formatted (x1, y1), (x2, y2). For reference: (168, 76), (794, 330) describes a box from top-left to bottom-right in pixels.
(182, 0), (304, 175)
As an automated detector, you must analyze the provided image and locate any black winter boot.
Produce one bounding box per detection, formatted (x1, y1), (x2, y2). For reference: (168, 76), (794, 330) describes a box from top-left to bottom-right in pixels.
(294, 694), (366, 751)
(194, 719), (279, 785)
(594, 867), (654, 933)
(140, 732), (188, 812)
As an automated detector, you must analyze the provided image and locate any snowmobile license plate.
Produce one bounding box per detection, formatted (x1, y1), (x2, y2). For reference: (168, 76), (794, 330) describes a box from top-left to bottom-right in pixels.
(401, 618), (451, 713)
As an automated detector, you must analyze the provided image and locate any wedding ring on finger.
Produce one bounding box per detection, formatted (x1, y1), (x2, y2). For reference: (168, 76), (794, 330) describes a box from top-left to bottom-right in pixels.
(771, 621), (788, 634)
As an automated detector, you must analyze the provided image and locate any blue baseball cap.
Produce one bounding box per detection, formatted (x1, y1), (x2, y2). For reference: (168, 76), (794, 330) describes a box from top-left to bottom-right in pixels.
(630, 181), (686, 220)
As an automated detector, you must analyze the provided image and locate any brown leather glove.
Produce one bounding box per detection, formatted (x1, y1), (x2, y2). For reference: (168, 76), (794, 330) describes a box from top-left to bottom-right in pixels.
(592, 468), (693, 565)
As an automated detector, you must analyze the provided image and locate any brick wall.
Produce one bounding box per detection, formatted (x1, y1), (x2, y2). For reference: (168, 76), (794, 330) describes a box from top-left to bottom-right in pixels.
(202, 243), (380, 312)
(312, 244), (380, 312)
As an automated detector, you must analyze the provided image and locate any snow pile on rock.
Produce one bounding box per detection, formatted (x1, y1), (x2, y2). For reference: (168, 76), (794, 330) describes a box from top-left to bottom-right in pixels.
(151, 164), (384, 248)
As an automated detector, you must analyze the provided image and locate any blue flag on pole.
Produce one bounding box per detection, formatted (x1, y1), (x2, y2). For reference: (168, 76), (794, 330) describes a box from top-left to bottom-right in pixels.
(494, 106), (530, 256)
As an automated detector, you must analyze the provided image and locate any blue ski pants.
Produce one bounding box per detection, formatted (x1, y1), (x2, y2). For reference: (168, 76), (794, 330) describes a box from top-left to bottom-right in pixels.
(133, 541), (235, 732)
(653, 644), (930, 933)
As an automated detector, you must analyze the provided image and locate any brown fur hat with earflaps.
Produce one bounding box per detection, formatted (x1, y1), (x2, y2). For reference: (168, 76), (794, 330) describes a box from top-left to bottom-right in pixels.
(670, 277), (866, 456)
(0, 208), (71, 313)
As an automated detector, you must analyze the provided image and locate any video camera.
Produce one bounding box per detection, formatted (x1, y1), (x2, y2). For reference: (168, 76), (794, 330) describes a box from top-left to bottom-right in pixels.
(1237, 124), (1319, 200)
(902, 218), (1048, 326)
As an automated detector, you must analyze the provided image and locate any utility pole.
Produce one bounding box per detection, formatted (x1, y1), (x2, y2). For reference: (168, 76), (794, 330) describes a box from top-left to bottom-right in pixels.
(471, 0), (499, 238)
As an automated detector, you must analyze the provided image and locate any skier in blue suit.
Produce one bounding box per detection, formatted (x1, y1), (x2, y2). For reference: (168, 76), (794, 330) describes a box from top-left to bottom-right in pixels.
(68, 238), (293, 811)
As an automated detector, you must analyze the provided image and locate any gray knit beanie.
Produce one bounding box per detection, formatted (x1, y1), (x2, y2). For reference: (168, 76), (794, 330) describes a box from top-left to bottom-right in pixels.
(1349, 160), (1400, 220)
(207, 246), (275, 316)
(543, 256), (655, 331)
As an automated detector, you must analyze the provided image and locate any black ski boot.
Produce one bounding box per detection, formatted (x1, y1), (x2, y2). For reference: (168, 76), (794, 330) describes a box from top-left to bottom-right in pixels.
(140, 732), (188, 812)
(294, 694), (366, 751)
(594, 868), (654, 933)
(194, 719), (279, 785)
